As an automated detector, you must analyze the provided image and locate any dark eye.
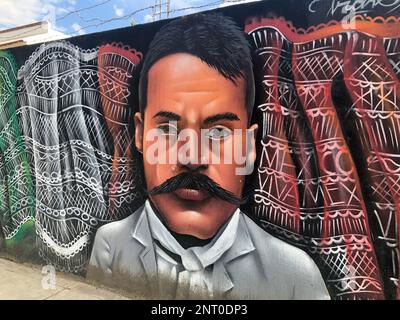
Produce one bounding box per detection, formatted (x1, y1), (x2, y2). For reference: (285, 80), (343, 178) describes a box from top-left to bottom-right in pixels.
(157, 123), (178, 136)
(206, 126), (232, 140)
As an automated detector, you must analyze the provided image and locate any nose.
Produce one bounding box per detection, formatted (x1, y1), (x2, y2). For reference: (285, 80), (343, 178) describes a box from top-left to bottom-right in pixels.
(179, 162), (208, 172)
(176, 129), (209, 172)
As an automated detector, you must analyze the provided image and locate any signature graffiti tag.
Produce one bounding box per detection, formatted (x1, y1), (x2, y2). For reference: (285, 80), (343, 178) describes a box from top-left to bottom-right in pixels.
(309, 0), (400, 17)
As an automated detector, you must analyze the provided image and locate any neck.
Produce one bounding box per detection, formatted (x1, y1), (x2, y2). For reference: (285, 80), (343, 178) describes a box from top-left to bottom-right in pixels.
(148, 200), (213, 249)
(169, 230), (213, 249)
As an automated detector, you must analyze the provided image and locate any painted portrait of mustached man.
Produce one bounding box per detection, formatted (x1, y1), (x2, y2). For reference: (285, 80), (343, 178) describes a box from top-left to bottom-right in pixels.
(87, 13), (330, 300)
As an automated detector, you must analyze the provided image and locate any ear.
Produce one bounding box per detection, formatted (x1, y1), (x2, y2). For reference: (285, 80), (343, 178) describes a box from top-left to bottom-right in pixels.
(247, 123), (258, 167)
(134, 112), (144, 154)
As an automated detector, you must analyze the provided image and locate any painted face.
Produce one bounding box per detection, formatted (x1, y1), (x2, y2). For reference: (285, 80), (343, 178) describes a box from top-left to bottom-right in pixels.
(135, 53), (257, 239)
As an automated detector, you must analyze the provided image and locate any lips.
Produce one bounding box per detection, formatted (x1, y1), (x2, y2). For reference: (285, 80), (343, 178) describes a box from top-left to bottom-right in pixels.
(173, 188), (210, 201)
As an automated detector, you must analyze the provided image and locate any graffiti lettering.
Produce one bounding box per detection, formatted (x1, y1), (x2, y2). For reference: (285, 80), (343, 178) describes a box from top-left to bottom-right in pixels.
(309, 0), (400, 16)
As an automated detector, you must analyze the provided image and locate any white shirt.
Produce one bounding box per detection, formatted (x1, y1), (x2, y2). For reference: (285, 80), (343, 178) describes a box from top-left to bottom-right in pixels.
(144, 200), (240, 298)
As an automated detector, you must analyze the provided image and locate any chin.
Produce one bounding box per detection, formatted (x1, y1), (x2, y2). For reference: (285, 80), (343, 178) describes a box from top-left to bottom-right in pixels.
(165, 210), (222, 239)
(150, 194), (238, 239)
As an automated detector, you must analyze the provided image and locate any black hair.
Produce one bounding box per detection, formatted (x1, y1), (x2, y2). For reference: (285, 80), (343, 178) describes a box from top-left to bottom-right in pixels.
(138, 13), (255, 120)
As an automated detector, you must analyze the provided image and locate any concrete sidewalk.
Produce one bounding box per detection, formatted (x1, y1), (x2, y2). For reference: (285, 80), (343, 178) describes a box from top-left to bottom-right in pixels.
(0, 257), (130, 300)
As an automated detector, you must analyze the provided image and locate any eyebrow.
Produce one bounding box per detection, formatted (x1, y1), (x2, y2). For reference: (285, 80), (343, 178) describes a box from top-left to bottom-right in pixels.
(153, 111), (181, 121)
(203, 112), (240, 125)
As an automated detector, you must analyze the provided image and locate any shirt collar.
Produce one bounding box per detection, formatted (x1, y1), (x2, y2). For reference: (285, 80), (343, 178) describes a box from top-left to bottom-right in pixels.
(145, 199), (240, 271)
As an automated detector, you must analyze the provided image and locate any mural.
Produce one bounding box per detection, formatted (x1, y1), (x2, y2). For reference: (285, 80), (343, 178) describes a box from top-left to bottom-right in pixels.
(9, 42), (144, 272)
(0, 0), (399, 299)
(245, 13), (400, 300)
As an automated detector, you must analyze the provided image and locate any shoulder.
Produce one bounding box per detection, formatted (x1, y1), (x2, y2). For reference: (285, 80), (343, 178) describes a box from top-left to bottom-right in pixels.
(240, 213), (330, 299)
(241, 213), (312, 266)
(89, 204), (145, 272)
(94, 204), (145, 246)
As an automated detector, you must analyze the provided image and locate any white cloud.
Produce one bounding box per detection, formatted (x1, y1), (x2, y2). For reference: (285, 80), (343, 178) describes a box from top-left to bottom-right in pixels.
(113, 5), (125, 18)
(0, 0), (75, 30)
(71, 22), (85, 35)
(0, 0), (44, 27)
(143, 14), (153, 23)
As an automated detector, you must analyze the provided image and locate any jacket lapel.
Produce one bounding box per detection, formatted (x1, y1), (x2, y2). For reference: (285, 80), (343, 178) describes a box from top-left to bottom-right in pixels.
(213, 213), (256, 296)
(131, 206), (158, 291)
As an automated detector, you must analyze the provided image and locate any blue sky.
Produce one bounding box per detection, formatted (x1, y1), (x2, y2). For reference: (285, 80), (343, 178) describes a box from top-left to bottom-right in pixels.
(0, 0), (259, 36)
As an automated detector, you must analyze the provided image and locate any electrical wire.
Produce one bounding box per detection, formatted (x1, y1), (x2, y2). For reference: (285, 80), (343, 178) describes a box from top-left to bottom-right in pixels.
(0, 0), (250, 42)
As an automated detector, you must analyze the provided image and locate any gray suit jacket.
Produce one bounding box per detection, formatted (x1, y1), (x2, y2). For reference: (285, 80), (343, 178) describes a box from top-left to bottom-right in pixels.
(88, 205), (330, 300)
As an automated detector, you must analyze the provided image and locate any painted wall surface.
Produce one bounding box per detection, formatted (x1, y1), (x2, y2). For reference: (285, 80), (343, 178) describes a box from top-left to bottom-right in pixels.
(0, 0), (400, 299)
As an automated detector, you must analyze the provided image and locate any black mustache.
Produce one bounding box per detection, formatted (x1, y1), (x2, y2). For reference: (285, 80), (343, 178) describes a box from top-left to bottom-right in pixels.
(147, 172), (247, 205)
